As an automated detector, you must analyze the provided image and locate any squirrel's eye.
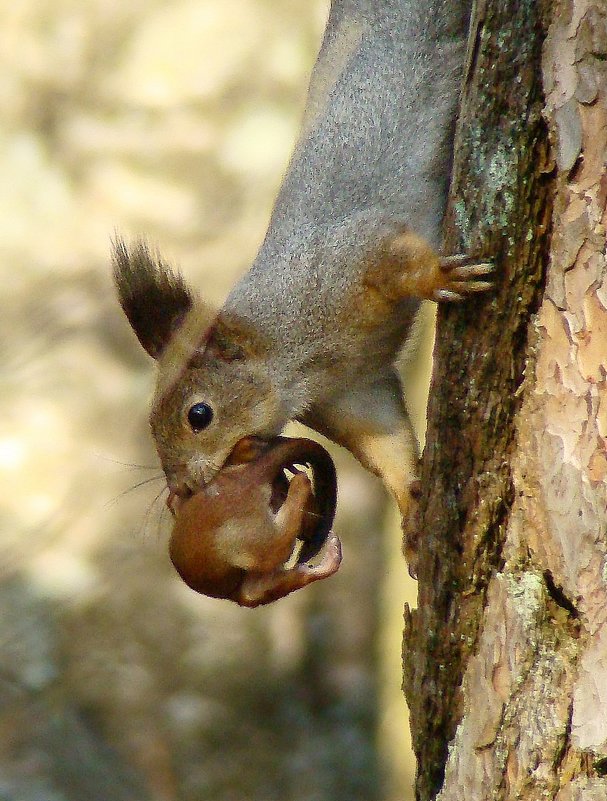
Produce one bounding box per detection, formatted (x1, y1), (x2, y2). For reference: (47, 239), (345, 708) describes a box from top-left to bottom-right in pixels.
(187, 402), (214, 432)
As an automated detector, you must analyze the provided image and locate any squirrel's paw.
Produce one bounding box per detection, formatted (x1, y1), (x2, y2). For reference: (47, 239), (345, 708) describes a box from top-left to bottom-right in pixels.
(236, 534), (343, 607)
(433, 254), (494, 302)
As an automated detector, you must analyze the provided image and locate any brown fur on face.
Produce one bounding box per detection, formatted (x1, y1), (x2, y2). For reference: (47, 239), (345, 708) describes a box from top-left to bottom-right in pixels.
(168, 436), (342, 607)
(151, 341), (286, 493)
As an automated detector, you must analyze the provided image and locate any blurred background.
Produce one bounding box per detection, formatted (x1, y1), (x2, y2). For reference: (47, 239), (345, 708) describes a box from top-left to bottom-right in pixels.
(0, 1), (433, 798)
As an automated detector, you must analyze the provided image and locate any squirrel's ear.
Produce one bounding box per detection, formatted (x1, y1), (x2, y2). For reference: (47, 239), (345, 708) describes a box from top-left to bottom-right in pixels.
(112, 237), (193, 360)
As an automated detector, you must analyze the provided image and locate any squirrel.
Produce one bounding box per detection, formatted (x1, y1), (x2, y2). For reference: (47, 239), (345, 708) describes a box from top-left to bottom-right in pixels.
(114, 0), (491, 574)
(169, 436), (341, 606)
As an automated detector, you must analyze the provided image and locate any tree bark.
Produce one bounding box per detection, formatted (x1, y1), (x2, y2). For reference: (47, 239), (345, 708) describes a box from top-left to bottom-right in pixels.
(403, 1), (607, 799)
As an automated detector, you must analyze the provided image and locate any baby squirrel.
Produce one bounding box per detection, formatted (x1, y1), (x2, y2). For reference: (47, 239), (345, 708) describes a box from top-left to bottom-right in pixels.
(114, 0), (491, 571)
(169, 436), (341, 606)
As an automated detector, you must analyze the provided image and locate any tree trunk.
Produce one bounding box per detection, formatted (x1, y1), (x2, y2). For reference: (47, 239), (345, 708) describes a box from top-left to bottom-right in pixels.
(403, 1), (607, 799)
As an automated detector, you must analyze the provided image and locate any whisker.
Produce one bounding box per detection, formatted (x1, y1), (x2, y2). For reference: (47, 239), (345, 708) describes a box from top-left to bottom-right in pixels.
(138, 484), (171, 541)
(105, 475), (166, 509)
(94, 453), (160, 471)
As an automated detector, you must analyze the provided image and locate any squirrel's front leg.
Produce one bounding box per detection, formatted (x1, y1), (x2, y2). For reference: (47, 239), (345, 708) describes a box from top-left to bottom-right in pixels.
(304, 371), (422, 575)
(372, 228), (493, 302)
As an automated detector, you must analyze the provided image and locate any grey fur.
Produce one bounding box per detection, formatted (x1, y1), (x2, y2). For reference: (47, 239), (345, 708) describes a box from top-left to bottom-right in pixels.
(227, 0), (472, 410)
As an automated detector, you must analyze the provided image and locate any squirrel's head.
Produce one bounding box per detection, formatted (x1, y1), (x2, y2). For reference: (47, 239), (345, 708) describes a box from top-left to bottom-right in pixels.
(113, 239), (285, 498)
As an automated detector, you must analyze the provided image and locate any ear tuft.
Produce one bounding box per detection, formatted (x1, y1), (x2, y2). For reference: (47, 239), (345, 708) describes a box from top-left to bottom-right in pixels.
(112, 237), (193, 359)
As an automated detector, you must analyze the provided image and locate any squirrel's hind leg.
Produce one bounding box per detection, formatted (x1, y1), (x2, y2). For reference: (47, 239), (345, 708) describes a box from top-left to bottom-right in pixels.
(304, 371), (422, 575)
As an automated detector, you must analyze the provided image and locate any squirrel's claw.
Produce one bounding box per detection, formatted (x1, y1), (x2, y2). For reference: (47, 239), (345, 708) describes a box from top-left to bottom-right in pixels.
(439, 254), (494, 275)
(434, 254), (494, 302)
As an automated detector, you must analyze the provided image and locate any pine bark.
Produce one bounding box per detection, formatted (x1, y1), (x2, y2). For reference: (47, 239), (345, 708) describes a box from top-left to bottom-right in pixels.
(403, 1), (607, 799)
